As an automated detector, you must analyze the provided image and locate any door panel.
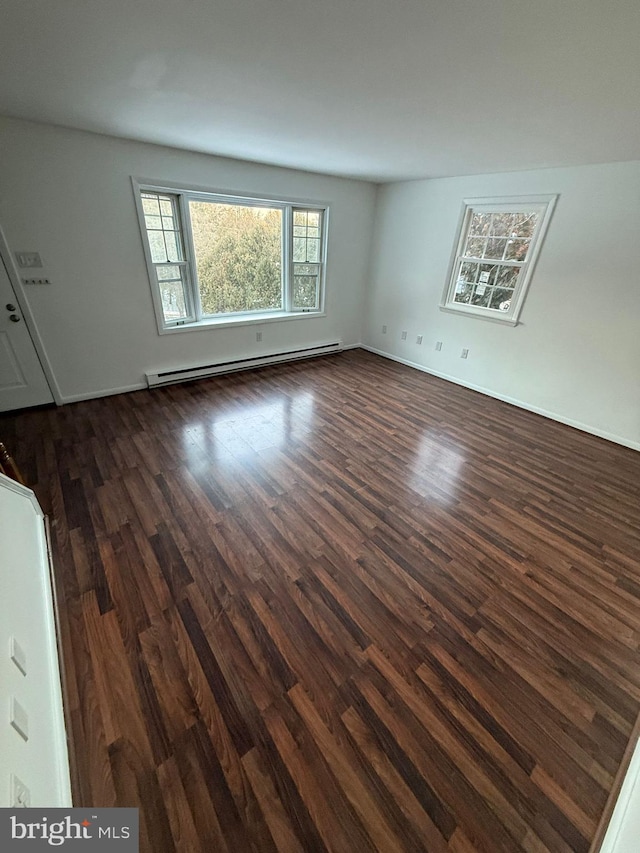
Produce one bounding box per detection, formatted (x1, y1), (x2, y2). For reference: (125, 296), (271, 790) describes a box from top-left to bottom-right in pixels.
(0, 331), (26, 388)
(0, 474), (72, 806)
(0, 256), (53, 411)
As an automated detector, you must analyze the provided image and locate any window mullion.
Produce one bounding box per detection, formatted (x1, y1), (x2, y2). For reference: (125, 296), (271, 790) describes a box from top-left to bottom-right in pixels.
(283, 205), (292, 312)
(179, 194), (203, 322)
(460, 256), (524, 268)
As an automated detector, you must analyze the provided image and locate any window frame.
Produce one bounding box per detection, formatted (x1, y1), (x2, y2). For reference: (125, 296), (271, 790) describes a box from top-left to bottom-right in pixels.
(440, 194), (557, 326)
(132, 178), (329, 335)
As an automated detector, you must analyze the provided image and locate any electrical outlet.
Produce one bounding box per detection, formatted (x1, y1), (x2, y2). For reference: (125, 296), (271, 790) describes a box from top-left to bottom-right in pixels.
(461, 348), (469, 359)
(416, 335), (423, 345)
(11, 775), (31, 808)
(435, 341), (443, 351)
(401, 330), (407, 341)
(256, 331), (262, 342)
(22, 278), (51, 286)
(382, 324), (387, 334)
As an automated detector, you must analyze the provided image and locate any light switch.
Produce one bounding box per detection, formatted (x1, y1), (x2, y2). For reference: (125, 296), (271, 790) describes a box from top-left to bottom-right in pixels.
(10, 637), (27, 676)
(10, 697), (29, 742)
(14, 251), (43, 269)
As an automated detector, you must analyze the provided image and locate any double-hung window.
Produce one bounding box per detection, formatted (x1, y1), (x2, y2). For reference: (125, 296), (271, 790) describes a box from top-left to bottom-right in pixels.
(441, 195), (557, 325)
(133, 180), (327, 332)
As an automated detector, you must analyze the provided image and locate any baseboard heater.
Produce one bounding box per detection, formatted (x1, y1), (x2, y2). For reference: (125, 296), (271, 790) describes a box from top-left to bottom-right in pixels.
(145, 340), (343, 389)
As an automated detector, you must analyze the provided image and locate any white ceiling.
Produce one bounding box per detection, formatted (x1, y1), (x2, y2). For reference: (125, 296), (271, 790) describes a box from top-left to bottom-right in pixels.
(1, 0), (639, 182)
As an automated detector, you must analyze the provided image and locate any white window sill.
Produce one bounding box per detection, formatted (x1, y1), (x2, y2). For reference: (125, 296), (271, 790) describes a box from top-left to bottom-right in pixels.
(439, 305), (519, 326)
(160, 310), (326, 335)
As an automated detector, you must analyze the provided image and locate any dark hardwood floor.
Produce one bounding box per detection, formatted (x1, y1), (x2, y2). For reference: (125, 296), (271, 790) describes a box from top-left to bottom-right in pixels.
(3, 348), (640, 852)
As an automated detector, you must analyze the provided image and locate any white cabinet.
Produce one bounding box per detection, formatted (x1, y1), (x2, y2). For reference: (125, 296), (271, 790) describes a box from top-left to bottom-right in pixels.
(0, 472), (71, 807)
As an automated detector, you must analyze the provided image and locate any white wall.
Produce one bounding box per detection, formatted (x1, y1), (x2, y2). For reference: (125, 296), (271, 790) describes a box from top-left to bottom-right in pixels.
(363, 162), (640, 449)
(2, 116), (639, 450)
(0, 117), (376, 402)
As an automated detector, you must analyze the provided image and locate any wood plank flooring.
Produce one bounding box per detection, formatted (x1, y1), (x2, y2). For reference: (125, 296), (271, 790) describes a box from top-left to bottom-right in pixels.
(3, 348), (640, 852)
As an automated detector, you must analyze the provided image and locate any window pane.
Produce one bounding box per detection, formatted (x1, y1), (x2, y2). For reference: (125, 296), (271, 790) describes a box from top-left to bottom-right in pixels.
(293, 276), (318, 308)
(464, 237), (484, 258)
(490, 213), (514, 237)
(496, 266), (520, 289)
(293, 263), (319, 309)
(292, 209), (323, 267)
(454, 261), (475, 302)
(485, 238), (507, 259)
(454, 281), (473, 303)
(164, 232), (179, 262)
(512, 212), (538, 238)
(189, 201), (283, 315)
(306, 239), (320, 263)
(505, 239), (530, 261)
(468, 212), (492, 236)
(149, 230), (167, 263)
(142, 195), (160, 216)
(471, 285), (491, 307)
(157, 272), (189, 323)
(478, 263), (498, 285)
(490, 288), (514, 311)
(157, 264), (183, 281)
(143, 192), (183, 263)
(459, 260), (479, 285)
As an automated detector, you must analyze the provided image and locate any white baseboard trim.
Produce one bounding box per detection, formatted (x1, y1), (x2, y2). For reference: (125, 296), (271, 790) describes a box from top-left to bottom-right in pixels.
(598, 735), (640, 852)
(360, 345), (640, 453)
(59, 344), (359, 404)
(60, 382), (147, 404)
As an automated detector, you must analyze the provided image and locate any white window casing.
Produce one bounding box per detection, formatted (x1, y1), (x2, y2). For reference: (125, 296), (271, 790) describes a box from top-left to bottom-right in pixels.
(132, 179), (328, 334)
(440, 194), (558, 326)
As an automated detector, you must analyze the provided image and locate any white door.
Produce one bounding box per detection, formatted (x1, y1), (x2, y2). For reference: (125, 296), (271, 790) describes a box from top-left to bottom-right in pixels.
(0, 255), (53, 411)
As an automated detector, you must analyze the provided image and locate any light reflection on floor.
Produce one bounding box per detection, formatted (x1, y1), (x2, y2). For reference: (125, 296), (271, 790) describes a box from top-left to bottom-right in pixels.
(179, 391), (316, 471)
(409, 431), (465, 503)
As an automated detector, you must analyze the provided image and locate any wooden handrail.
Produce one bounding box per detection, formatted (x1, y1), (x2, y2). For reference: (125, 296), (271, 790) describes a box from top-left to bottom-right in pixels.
(0, 441), (25, 485)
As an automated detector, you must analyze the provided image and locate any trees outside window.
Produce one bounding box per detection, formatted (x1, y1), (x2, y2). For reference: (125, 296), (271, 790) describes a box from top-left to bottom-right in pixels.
(134, 181), (327, 332)
(441, 195), (557, 325)
(190, 201), (283, 316)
